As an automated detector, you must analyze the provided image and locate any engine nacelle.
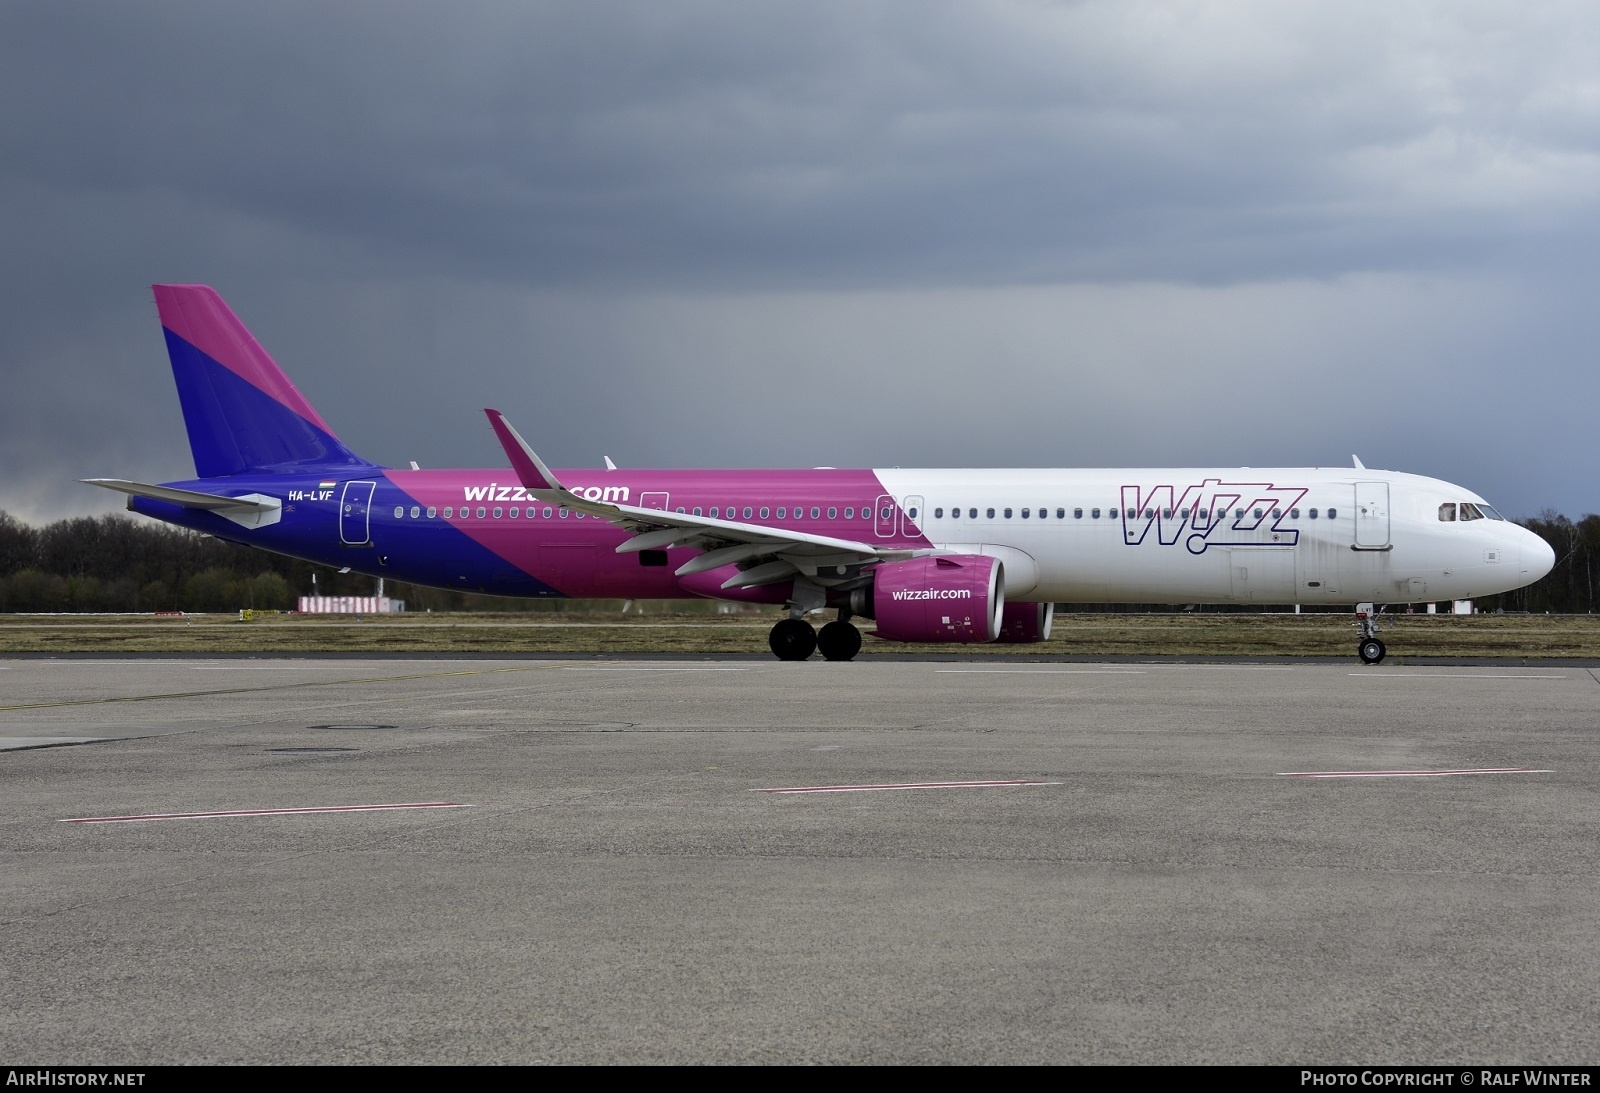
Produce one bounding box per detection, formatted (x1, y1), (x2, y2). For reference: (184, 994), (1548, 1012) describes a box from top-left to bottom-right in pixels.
(869, 555), (1005, 643)
(994, 601), (1055, 643)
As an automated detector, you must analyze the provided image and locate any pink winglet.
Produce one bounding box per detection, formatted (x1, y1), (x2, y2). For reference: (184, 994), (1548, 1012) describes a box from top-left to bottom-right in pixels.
(153, 284), (334, 433)
(484, 408), (555, 491)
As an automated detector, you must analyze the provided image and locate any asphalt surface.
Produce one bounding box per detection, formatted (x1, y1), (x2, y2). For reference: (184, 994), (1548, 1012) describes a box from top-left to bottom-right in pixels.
(3, 656), (1598, 1064)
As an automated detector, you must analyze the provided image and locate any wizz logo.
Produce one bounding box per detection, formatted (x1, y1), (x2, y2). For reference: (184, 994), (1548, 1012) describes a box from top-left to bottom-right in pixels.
(1120, 479), (1309, 555)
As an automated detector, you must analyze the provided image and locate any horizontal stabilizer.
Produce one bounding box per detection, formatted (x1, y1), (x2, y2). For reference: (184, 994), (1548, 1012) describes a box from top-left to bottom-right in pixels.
(81, 479), (282, 529)
(83, 479), (274, 510)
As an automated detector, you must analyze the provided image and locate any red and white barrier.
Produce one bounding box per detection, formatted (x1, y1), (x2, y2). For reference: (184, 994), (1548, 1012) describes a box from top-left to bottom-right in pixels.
(296, 596), (402, 614)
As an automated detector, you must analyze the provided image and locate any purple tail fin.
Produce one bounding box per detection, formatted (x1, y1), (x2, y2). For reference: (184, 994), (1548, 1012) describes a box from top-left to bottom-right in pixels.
(153, 284), (374, 478)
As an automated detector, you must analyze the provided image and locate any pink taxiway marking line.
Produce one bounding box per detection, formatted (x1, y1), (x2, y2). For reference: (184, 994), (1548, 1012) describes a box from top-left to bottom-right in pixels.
(753, 779), (1061, 795)
(61, 802), (469, 824)
(1277, 768), (1552, 779)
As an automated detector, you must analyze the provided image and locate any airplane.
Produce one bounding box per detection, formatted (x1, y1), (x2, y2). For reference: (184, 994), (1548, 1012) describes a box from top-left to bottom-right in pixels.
(84, 285), (1555, 664)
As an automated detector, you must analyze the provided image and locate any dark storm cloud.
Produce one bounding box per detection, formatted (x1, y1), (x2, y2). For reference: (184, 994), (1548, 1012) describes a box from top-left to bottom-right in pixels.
(1, 2), (1597, 523)
(9, 1), (1596, 288)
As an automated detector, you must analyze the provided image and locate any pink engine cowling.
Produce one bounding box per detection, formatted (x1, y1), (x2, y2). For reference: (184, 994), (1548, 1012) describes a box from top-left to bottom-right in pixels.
(869, 555), (1005, 643)
(994, 600), (1055, 643)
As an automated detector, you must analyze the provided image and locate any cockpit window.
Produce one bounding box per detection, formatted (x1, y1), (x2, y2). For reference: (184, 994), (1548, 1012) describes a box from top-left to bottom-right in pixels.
(1438, 503), (1457, 522)
(1460, 502), (1485, 521)
(1480, 504), (1505, 520)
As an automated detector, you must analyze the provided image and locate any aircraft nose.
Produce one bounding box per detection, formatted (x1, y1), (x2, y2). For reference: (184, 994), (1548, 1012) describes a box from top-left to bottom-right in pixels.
(1522, 530), (1556, 583)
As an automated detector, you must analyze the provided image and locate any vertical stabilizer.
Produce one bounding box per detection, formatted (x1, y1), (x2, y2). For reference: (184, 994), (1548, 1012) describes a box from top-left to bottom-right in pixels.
(153, 284), (373, 478)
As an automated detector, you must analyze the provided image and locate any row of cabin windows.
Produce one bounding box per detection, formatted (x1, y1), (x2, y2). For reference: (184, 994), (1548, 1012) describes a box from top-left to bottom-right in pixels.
(394, 503), (1341, 522)
(392, 504), (885, 522)
(675, 505), (874, 521)
(929, 506), (1337, 521)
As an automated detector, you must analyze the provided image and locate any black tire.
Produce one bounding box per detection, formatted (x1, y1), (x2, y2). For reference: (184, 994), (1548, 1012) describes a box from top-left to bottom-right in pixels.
(1358, 638), (1386, 664)
(769, 618), (818, 661)
(817, 621), (862, 662)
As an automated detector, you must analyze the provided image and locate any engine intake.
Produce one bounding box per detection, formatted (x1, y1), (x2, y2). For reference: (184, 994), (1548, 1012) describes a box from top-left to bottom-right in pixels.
(867, 555), (1005, 643)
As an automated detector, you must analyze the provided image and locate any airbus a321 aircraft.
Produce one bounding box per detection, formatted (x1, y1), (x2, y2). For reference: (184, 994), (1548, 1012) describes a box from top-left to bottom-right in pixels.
(85, 285), (1555, 664)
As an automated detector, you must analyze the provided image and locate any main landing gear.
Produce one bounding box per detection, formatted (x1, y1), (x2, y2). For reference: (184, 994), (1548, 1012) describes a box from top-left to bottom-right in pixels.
(767, 616), (862, 661)
(1355, 602), (1389, 664)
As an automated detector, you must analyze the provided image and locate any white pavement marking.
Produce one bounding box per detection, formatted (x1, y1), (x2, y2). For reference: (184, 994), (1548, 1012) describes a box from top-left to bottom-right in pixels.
(1278, 768), (1553, 779)
(1141, 664), (1296, 671)
(1349, 673), (1567, 679)
(561, 667), (749, 672)
(753, 779), (1063, 794)
(189, 665), (367, 670)
(61, 802), (470, 824)
(936, 669), (1144, 675)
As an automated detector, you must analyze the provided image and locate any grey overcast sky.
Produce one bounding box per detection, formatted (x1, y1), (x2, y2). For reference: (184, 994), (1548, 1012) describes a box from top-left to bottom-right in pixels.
(2, 1), (1596, 524)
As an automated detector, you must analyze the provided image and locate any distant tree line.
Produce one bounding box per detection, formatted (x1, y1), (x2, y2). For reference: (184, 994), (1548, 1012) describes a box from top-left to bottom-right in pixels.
(0, 509), (546, 613)
(0, 507), (1595, 614)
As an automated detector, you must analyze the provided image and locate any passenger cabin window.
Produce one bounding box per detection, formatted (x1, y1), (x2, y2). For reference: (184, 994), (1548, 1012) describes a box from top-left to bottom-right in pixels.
(1091, 508), (1100, 518)
(427, 507), (436, 519)
(986, 508), (996, 519)
(830, 507), (840, 519)
(543, 507), (553, 518)
(1021, 508), (1030, 518)
(1327, 507), (1338, 519)
(759, 507), (769, 519)
(476, 506), (487, 519)
(813, 507), (823, 520)
(1309, 508), (1318, 518)
(393, 506), (403, 519)
(509, 507), (518, 518)
(845, 507), (855, 519)
(1074, 508), (1083, 518)
(443, 507), (453, 518)
(693, 507), (704, 516)
(968, 508), (977, 518)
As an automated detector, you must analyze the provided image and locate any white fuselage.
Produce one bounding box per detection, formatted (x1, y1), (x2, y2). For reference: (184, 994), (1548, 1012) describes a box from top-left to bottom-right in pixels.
(874, 467), (1550, 605)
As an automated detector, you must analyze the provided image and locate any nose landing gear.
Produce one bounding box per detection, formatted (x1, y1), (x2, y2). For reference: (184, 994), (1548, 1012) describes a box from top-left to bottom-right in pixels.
(1355, 602), (1390, 664)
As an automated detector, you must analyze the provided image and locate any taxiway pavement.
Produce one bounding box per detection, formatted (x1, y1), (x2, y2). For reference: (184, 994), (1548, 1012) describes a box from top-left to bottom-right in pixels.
(3, 656), (1597, 1064)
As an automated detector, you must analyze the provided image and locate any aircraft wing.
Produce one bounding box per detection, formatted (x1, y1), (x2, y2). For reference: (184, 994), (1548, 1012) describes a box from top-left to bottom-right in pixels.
(485, 409), (914, 589)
